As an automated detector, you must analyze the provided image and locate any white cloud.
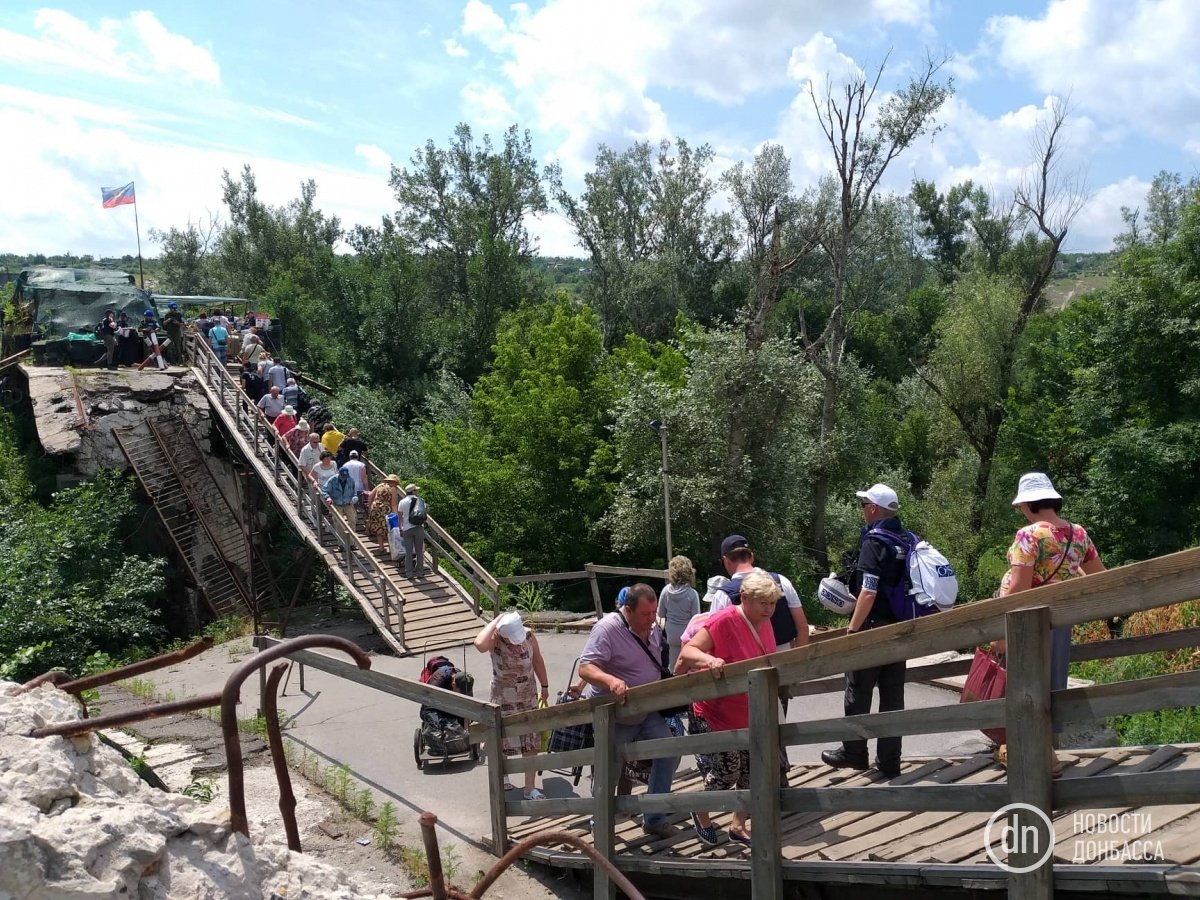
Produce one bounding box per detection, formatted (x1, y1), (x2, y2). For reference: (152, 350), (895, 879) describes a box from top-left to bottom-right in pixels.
(458, 0), (933, 182)
(0, 91), (393, 257)
(130, 11), (220, 85)
(1068, 176), (1150, 251)
(987, 0), (1200, 148)
(355, 143), (392, 170)
(460, 82), (516, 128)
(786, 32), (862, 86)
(443, 37), (469, 58)
(0, 9), (220, 85)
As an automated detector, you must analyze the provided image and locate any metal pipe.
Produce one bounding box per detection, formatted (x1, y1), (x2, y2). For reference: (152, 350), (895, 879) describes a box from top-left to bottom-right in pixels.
(16, 670), (71, 694)
(419, 812), (448, 900)
(59, 637), (214, 694)
(467, 829), (646, 899)
(31, 692), (222, 738)
(263, 662), (301, 851)
(221, 635), (370, 840)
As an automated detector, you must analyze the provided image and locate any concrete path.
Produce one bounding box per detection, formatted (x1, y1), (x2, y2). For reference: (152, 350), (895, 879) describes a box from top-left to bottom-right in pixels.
(145, 623), (991, 852)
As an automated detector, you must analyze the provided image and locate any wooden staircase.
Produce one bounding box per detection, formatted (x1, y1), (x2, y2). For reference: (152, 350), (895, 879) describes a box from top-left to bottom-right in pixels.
(184, 335), (500, 654)
(114, 418), (257, 620)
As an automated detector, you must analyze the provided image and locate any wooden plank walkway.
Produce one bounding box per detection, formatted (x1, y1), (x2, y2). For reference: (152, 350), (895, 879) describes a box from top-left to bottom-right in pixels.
(186, 343), (490, 655)
(506, 746), (1200, 892)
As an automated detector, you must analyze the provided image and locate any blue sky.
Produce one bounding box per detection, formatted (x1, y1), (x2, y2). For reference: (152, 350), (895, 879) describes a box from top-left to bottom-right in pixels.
(2, 1), (1198, 258)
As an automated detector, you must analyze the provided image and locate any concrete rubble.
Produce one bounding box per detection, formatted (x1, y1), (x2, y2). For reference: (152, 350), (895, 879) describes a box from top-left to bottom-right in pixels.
(0, 681), (390, 900)
(23, 367), (212, 475)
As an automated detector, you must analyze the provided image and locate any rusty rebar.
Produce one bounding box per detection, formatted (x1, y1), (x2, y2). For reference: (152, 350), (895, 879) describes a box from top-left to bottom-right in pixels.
(30, 691), (222, 738)
(419, 811), (448, 900)
(222, 635), (371, 840)
(59, 637), (214, 694)
(15, 670), (71, 694)
(469, 830), (646, 899)
(263, 662), (301, 852)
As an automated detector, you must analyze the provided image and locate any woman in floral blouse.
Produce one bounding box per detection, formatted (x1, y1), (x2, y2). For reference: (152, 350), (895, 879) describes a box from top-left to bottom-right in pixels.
(995, 472), (1106, 695)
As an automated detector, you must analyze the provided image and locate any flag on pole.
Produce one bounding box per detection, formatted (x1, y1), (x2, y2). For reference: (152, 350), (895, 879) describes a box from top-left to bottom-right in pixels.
(101, 182), (136, 208)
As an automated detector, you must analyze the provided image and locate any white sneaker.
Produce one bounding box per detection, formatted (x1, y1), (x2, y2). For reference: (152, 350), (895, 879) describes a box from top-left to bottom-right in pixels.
(524, 788), (546, 801)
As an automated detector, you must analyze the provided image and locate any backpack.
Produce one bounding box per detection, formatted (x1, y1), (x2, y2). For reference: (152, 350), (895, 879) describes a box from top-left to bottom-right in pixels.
(725, 570), (798, 646)
(405, 495), (428, 528)
(866, 526), (958, 620)
(419, 655), (455, 685)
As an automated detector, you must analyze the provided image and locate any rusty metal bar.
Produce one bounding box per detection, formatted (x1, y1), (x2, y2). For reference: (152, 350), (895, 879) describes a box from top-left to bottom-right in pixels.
(222, 635), (371, 840)
(66, 369), (93, 431)
(16, 670), (71, 694)
(468, 830), (646, 900)
(419, 812), (448, 900)
(59, 637), (214, 694)
(263, 662), (301, 852)
(30, 692), (222, 738)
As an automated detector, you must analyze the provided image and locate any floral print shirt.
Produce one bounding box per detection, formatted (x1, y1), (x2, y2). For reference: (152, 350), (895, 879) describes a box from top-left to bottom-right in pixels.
(1001, 521), (1099, 593)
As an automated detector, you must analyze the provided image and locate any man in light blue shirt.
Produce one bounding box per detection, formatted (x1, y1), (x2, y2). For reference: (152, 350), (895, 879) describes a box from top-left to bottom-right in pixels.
(322, 465), (360, 531)
(266, 360), (289, 390)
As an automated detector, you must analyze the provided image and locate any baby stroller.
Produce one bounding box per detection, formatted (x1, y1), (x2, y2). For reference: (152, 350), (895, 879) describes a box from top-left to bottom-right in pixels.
(414, 647), (480, 769)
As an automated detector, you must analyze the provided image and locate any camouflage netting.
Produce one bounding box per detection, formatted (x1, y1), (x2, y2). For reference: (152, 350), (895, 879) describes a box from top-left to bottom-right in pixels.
(11, 267), (156, 339)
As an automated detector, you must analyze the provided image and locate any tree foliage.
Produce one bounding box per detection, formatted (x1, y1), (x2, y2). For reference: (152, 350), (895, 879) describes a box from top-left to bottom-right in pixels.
(421, 298), (616, 575)
(0, 413), (166, 680)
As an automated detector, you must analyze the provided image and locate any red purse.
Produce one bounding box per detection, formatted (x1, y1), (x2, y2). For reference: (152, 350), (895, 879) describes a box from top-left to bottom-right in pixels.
(960, 647), (1007, 745)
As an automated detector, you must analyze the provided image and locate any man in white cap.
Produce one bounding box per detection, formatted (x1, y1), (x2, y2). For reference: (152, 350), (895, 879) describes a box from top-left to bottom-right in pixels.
(821, 483), (907, 777)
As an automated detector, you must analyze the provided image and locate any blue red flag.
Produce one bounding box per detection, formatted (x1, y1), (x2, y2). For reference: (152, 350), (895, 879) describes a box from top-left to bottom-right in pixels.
(101, 182), (136, 208)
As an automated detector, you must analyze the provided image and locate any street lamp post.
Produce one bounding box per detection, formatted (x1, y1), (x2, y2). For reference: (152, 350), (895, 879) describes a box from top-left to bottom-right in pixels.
(647, 420), (672, 560)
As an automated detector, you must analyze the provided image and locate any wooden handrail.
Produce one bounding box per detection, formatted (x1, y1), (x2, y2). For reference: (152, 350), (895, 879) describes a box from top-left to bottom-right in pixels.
(255, 637), (491, 720)
(185, 335), (407, 643)
(492, 543), (1200, 737)
(363, 456), (501, 603)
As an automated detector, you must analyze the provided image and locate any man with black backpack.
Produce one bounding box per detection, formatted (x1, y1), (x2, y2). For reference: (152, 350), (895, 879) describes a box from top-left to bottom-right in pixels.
(713, 535), (809, 651)
(820, 483), (906, 777)
(400, 483), (428, 579)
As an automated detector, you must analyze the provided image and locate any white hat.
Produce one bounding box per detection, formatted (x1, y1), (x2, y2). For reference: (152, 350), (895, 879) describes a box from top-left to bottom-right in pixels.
(496, 611), (526, 643)
(1012, 472), (1062, 506)
(349, 450), (359, 459)
(281, 405), (296, 416)
(817, 576), (857, 616)
(855, 483), (899, 511)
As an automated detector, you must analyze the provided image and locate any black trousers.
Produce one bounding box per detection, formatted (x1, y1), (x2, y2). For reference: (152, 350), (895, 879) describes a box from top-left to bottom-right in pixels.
(842, 659), (905, 765)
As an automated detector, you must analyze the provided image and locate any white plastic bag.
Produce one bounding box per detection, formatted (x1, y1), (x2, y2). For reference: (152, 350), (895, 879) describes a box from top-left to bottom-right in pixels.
(389, 526), (404, 561)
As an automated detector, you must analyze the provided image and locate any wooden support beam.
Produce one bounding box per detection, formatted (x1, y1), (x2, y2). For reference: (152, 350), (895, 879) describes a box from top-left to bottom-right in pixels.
(1004, 606), (1054, 900)
(485, 704), (509, 856)
(748, 666), (783, 900)
(592, 703), (617, 900)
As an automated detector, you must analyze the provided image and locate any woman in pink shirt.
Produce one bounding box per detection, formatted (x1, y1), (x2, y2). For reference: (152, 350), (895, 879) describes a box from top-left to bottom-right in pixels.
(678, 569), (779, 847)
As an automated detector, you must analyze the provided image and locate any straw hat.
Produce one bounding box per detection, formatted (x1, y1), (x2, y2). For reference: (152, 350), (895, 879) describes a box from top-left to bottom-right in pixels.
(384, 474), (401, 486)
(404, 483), (420, 494)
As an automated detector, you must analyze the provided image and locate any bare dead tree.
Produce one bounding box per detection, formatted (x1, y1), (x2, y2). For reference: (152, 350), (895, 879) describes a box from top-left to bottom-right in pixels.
(800, 51), (953, 571)
(915, 97), (1089, 541)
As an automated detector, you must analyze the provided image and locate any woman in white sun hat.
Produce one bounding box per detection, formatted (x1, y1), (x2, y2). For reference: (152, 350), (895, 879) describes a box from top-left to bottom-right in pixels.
(994, 472), (1107, 710)
(473, 611), (550, 799)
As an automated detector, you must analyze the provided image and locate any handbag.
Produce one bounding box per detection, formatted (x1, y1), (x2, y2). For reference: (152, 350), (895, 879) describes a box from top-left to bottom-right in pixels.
(960, 647), (1007, 745)
(547, 690), (594, 753)
(621, 613), (690, 718)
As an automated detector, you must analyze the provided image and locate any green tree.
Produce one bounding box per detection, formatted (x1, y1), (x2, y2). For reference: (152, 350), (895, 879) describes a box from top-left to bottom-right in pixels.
(150, 217), (221, 295)
(552, 138), (734, 344)
(0, 414), (166, 680)
(390, 124), (548, 381)
(421, 299), (616, 575)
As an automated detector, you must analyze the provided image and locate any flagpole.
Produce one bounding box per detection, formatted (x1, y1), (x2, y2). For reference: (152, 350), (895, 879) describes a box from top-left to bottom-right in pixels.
(132, 184), (145, 289)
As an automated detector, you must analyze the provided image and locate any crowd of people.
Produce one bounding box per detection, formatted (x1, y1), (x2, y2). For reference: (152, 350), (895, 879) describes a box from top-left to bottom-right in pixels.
(462, 472), (1105, 849)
